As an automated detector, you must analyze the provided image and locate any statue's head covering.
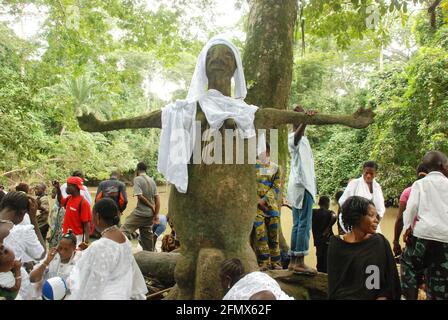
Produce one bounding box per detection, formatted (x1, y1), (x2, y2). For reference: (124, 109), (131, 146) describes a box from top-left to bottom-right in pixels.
(187, 35), (247, 101)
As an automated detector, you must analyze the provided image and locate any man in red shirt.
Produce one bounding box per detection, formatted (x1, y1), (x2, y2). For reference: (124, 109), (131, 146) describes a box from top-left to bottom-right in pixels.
(52, 177), (91, 247)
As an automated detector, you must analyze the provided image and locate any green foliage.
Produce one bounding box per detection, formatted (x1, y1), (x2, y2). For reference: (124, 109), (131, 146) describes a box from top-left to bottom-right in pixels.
(291, 6), (448, 200)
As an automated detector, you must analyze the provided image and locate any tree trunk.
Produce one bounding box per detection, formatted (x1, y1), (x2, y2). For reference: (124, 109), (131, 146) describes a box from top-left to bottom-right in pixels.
(243, 0), (299, 257)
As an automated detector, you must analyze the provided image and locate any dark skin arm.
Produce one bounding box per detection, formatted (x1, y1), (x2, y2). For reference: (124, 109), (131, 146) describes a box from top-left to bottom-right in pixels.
(153, 195), (161, 224)
(137, 195), (155, 212)
(29, 248), (57, 283)
(323, 211), (337, 238)
(293, 110), (317, 145)
(393, 201), (406, 256)
(52, 181), (63, 205)
(82, 222), (90, 244)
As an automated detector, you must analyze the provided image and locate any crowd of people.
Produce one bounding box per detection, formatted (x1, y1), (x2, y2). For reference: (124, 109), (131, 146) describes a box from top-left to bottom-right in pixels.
(0, 162), (171, 300)
(251, 106), (448, 300)
(2, 108), (448, 300)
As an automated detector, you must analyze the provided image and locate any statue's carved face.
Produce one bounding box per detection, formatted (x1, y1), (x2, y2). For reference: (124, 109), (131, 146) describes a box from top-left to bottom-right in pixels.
(206, 44), (237, 79)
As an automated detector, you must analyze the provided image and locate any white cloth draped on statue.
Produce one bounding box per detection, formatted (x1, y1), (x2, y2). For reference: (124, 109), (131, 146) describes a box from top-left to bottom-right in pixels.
(157, 36), (262, 194)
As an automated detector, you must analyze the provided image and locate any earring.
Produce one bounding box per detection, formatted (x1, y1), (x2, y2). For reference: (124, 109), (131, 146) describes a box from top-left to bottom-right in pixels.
(228, 284), (231, 289)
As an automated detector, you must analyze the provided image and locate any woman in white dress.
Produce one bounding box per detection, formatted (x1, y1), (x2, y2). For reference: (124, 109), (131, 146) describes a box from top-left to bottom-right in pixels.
(220, 258), (293, 300)
(68, 198), (147, 300)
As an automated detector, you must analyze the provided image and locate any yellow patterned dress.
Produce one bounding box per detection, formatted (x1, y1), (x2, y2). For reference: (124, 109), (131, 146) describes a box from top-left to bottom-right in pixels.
(254, 159), (281, 269)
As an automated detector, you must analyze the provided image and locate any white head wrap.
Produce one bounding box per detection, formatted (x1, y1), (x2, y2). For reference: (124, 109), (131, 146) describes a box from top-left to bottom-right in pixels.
(157, 35), (263, 193)
(187, 36), (247, 101)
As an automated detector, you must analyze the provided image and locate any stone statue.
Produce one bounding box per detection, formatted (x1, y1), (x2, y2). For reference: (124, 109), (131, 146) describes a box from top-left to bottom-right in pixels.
(77, 37), (374, 299)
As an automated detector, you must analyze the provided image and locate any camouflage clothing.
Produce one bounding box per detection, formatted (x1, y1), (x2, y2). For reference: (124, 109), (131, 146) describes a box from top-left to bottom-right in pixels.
(400, 235), (448, 300)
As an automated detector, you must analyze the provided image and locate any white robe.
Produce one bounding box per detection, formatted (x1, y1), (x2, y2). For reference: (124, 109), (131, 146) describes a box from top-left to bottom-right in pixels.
(157, 36), (260, 193)
(338, 176), (386, 233)
(67, 238), (147, 300)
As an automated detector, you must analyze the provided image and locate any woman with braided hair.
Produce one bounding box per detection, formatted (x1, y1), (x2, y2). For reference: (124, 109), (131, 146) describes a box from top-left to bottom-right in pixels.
(327, 196), (401, 300)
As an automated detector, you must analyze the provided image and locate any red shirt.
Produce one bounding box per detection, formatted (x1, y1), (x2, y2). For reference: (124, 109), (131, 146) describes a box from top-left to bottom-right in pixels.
(61, 195), (92, 235)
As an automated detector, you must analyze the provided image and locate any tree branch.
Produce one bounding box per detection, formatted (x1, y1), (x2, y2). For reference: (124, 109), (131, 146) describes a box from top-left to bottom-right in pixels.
(255, 107), (375, 129)
(76, 110), (162, 132)
(76, 106), (374, 133)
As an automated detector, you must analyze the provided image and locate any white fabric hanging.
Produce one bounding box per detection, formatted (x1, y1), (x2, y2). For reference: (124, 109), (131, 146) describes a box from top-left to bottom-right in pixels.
(157, 36), (262, 193)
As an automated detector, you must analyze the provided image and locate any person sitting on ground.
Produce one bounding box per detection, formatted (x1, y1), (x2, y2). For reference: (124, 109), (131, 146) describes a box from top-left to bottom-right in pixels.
(52, 177), (92, 247)
(34, 183), (50, 245)
(312, 195), (337, 273)
(67, 198), (147, 300)
(0, 244), (22, 300)
(152, 214), (167, 251)
(30, 230), (80, 298)
(401, 151), (448, 300)
(219, 258), (293, 300)
(327, 196), (401, 300)
(162, 215), (180, 252)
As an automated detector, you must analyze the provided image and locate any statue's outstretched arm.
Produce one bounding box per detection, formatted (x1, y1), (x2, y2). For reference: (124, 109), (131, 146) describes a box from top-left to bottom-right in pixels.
(77, 110), (162, 132)
(255, 107), (375, 129)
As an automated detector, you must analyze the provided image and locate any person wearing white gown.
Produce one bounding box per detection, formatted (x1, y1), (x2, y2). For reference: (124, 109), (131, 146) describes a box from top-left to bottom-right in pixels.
(68, 198), (147, 300)
(219, 258), (293, 300)
(338, 161), (386, 233)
